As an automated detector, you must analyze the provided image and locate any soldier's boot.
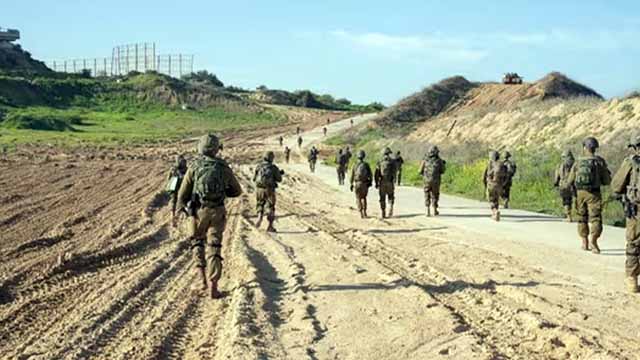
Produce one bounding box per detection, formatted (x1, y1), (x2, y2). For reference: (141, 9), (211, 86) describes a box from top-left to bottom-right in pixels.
(564, 206), (572, 222)
(626, 276), (639, 293)
(433, 206), (439, 216)
(495, 210), (501, 222)
(580, 237), (589, 251)
(426, 206), (431, 217)
(266, 214), (277, 232)
(192, 267), (208, 292)
(210, 280), (222, 299)
(388, 202), (394, 218)
(256, 212), (264, 229)
(504, 200), (510, 209)
(590, 235), (601, 254)
(380, 205), (386, 219)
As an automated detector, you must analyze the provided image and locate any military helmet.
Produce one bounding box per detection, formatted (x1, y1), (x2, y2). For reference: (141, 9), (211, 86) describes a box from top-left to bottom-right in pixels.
(582, 137), (599, 150)
(561, 149), (574, 158)
(428, 146), (440, 157)
(264, 151), (275, 162)
(197, 134), (220, 156)
(383, 147), (392, 155)
(628, 135), (640, 148)
(357, 150), (366, 159)
(489, 150), (500, 161)
(504, 151), (512, 159)
(338, 148), (343, 153)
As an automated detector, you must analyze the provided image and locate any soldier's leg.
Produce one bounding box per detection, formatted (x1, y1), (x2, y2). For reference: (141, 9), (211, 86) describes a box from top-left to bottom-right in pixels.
(397, 169), (402, 186)
(190, 213), (209, 291)
(379, 186), (386, 218)
(256, 189), (266, 228)
(489, 187), (500, 221)
(576, 191), (590, 250)
(561, 193), (573, 222)
(503, 183), (511, 209)
(388, 187), (395, 217)
(625, 217), (640, 292)
(433, 185), (441, 215)
(587, 192), (603, 254)
(424, 186), (431, 216)
(266, 190), (277, 232)
(206, 208), (227, 299)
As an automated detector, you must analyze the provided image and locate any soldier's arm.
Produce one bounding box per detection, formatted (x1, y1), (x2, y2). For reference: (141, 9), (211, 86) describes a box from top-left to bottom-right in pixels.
(600, 158), (612, 186)
(225, 166), (243, 198)
(566, 164), (576, 186)
(349, 165), (355, 185)
(611, 158), (632, 194)
(274, 165), (283, 183)
(553, 167), (560, 187)
(441, 159), (447, 174)
(253, 166), (259, 182)
(418, 161), (425, 175)
(482, 166), (488, 186)
(176, 168), (195, 210)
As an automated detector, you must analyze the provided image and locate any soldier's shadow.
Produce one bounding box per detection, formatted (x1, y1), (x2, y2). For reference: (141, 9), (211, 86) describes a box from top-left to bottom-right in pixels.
(366, 227), (447, 234)
(309, 279), (540, 295)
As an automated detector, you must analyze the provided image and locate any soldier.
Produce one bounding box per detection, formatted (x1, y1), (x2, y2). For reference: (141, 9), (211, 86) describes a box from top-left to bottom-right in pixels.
(166, 155), (188, 226)
(308, 146), (319, 173)
(297, 136), (303, 149)
(350, 150), (372, 218)
(374, 147), (397, 218)
(419, 146), (446, 216)
(502, 151), (517, 208)
(335, 148), (348, 185)
(323, 127), (328, 137)
(176, 134), (242, 299)
(567, 137), (611, 253)
(253, 151), (284, 233)
(350, 118), (354, 127)
(483, 151), (508, 221)
(278, 136), (284, 147)
(284, 146), (291, 164)
(554, 150), (576, 222)
(296, 126), (301, 135)
(611, 135), (640, 292)
(394, 151), (405, 186)
(345, 147), (353, 165)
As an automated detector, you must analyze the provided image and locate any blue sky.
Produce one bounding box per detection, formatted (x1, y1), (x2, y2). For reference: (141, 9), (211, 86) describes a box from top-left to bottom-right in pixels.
(5, 0), (640, 104)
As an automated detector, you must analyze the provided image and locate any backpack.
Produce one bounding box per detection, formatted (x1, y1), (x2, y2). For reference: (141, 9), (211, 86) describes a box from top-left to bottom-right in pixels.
(193, 158), (226, 203)
(255, 162), (277, 188)
(338, 153), (349, 167)
(488, 161), (508, 186)
(380, 157), (396, 182)
(574, 158), (600, 190)
(354, 162), (371, 183)
(423, 158), (443, 184)
(504, 160), (517, 178)
(626, 156), (640, 204)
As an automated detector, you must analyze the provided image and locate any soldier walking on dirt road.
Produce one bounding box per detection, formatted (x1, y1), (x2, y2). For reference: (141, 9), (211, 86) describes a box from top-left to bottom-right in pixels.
(336, 148), (348, 185)
(554, 150), (577, 222)
(374, 147), (397, 218)
(278, 136), (284, 147)
(166, 155), (188, 226)
(308, 146), (319, 173)
(177, 134), (242, 299)
(419, 146), (446, 217)
(611, 135), (640, 293)
(502, 151), (517, 208)
(323, 127), (327, 137)
(253, 151), (284, 233)
(297, 136), (303, 149)
(567, 137), (611, 254)
(350, 150), (372, 218)
(483, 151), (508, 221)
(394, 151), (404, 186)
(284, 146), (291, 164)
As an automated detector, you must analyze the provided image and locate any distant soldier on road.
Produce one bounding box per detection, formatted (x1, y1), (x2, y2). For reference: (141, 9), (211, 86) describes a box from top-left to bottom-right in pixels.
(483, 151), (508, 221)
(345, 146), (353, 165)
(297, 136), (303, 148)
(176, 134), (242, 299)
(278, 136), (284, 147)
(350, 150), (373, 218)
(166, 154), (188, 226)
(323, 127), (328, 137)
(502, 151), (517, 208)
(253, 151), (284, 233)
(308, 146), (319, 173)
(296, 126), (301, 135)
(611, 135), (640, 293)
(284, 146), (291, 164)
(335, 148), (348, 185)
(567, 137), (611, 253)
(350, 118), (354, 127)
(374, 147), (397, 218)
(419, 146), (446, 216)
(394, 151), (405, 186)
(554, 150), (577, 222)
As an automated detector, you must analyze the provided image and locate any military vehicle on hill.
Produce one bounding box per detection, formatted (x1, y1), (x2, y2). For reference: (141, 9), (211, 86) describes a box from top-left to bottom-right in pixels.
(0, 28), (20, 42)
(502, 72), (523, 85)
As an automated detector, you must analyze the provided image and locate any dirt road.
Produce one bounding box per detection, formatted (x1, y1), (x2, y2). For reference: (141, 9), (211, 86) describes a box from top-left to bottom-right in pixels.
(1, 113), (639, 359)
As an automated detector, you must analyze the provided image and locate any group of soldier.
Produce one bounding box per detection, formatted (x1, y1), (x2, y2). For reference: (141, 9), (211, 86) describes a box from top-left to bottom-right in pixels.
(163, 129), (640, 300)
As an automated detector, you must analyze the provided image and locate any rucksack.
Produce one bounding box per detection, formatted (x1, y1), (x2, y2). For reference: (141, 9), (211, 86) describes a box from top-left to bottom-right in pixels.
(488, 161), (508, 186)
(574, 158), (600, 190)
(504, 160), (517, 178)
(423, 158), (443, 184)
(354, 162), (371, 183)
(255, 162), (277, 188)
(193, 158), (226, 203)
(626, 156), (640, 204)
(380, 157), (396, 182)
(338, 153), (349, 167)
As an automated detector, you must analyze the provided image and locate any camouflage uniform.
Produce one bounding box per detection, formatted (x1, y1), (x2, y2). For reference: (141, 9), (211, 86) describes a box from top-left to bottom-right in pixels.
(374, 148), (397, 218)
(554, 150), (576, 222)
(177, 134), (242, 298)
(284, 147), (291, 164)
(501, 152), (517, 208)
(167, 155), (188, 218)
(419, 146), (446, 216)
(253, 151), (283, 232)
(483, 151), (507, 221)
(395, 152), (404, 186)
(611, 136), (640, 292)
(336, 149), (348, 185)
(297, 136), (303, 148)
(308, 147), (319, 173)
(350, 151), (372, 218)
(567, 137), (611, 253)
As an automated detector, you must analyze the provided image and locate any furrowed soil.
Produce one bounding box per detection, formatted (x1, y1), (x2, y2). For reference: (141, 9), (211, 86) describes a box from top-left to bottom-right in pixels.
(1, 113), (639, 360)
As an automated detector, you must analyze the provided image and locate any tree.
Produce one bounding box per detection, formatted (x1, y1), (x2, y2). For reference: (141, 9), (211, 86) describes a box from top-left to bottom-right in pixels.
(182, 70), (224, 87)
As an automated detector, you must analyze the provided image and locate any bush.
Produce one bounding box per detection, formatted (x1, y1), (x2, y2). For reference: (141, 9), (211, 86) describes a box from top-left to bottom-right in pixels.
(182, 70), (224, 87)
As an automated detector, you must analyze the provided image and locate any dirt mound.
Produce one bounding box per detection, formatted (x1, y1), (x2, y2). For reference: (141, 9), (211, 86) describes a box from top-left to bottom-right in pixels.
(377, 76), (476, 125)
(0, 42), (51, 75)
(530, 72), (602, 100)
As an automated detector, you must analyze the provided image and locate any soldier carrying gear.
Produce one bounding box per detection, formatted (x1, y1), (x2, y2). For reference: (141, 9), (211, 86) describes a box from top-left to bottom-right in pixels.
(308, 146), (319, 173)
(611, 135), (640, 293)
(374, 147), (397, 218)
(554, 150), (577, 222)
(395, 151), (405, 186)
(567, 136), (611, 254)
(176, 133), (242, 299)
(419, 146), (446, 216)
(284, 146), (291, 164)
(350, 150), (373, 218)
(502, 151), (517, 209)
(253, 151), (284, 233)
(166, 155), (188, 225)
(335, 149), (349, 185)
(483, 150), (508, 221)
(297, 136), (303, 148)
